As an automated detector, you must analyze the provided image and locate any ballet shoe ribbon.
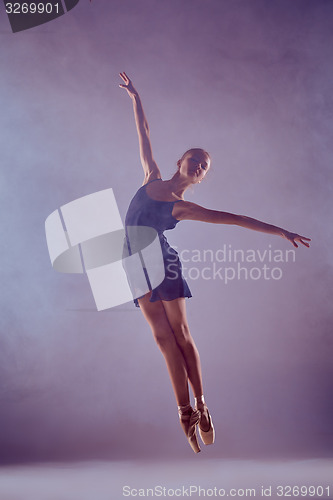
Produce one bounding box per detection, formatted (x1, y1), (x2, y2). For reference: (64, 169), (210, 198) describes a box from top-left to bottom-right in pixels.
(187, 408), (200, 439)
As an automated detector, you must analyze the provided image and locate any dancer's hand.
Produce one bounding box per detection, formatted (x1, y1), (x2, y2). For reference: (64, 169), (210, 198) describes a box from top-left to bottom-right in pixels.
(281, 230), (311, 248)
(119, 72), (138, 98)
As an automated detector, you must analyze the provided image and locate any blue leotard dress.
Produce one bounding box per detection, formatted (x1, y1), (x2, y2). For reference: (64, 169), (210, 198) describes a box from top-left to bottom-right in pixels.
(124, 178), (192, 307)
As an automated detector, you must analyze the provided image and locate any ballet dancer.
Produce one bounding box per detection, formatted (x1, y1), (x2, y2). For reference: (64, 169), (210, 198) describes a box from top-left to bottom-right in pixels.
(119, 72), (311, 453)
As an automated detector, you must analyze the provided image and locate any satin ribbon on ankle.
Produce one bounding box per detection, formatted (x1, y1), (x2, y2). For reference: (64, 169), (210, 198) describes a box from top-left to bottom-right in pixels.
(178, 405), (200, 439)
(187, 408), (200, 441)
(194, 395), (205, 407)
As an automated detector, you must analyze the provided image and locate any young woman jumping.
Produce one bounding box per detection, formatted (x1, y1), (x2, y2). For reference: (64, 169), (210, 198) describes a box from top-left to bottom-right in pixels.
(119, 72), (311, 454)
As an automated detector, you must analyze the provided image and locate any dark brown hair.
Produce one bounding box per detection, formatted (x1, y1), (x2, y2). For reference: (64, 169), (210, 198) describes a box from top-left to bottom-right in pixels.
(179, 148), (211, 164)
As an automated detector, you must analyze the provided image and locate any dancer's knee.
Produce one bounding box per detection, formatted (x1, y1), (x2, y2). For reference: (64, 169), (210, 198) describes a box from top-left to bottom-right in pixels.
(173, 323), (192, 349)
(152, 327), (175, 351)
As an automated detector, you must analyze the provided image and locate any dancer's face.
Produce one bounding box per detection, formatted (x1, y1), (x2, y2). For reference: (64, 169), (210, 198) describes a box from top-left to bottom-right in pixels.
(178, 151), (211, 184)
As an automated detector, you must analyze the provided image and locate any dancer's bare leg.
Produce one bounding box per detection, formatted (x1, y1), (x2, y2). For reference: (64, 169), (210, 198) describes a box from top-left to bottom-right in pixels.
(138, 292), (202, 452)
(137, 293), (190, 406)
(162, 298), (210, 431)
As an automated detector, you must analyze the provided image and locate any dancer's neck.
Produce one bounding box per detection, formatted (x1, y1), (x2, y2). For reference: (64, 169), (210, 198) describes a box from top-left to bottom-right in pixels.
(166, 172), (192, 199)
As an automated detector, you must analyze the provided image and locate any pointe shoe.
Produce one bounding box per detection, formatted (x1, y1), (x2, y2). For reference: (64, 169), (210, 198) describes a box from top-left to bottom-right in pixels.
(195, 398), (215, 446)
(198, 407), (215, 445)
(178, 404), (201, 453)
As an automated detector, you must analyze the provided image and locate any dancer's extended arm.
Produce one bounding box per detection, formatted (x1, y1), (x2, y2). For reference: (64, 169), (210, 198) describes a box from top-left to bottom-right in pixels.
(174, 202), (311, 248)
(119, 72), (161, 183)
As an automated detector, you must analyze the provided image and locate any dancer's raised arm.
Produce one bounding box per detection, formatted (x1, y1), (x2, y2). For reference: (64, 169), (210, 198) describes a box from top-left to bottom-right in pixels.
(119, 72), (161, 183)
(173, 201), (311, 248)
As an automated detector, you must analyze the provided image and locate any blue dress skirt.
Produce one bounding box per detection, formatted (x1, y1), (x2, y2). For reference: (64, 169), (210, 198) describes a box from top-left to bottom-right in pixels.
(124, 179), (192, 307)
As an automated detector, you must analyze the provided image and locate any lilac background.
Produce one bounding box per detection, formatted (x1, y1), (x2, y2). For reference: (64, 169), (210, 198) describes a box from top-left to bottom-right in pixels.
(0, 0), (332, 463)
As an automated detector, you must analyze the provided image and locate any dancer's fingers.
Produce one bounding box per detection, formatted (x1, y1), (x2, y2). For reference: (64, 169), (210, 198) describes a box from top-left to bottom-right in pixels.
(119, 72), (127, 83)
(296, 235), (311, 248)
